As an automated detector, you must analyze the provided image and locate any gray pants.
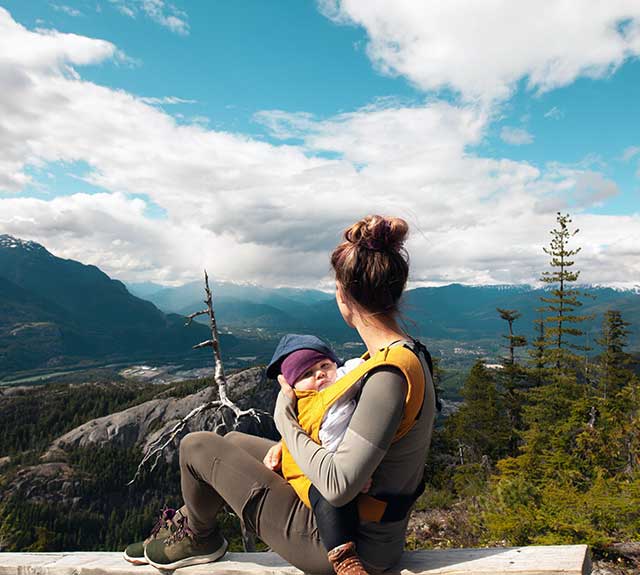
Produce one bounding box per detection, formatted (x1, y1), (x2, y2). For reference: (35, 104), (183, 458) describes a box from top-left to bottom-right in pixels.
(180, 430), (333, 574)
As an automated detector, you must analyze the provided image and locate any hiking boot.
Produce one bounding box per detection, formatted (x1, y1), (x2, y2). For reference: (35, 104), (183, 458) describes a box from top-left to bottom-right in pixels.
(144, 515), (228, 570)
(327, 541), (370, 575)
(122, 507), (184, 565)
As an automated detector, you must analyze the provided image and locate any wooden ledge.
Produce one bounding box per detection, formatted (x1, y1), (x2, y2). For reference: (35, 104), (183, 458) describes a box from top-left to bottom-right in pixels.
(0, 545), (591, 575)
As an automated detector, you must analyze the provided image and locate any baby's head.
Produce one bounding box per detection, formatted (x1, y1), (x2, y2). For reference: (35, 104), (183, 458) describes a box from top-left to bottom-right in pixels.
(281, 349), (338, 391)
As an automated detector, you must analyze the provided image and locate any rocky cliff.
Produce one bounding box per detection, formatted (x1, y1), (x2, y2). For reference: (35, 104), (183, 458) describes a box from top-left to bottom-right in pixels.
(2, 367), (278, 509)
(46, 367), (278, 461)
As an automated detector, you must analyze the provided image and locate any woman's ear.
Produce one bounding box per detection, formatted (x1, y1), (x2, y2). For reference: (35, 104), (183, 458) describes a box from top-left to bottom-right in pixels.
(335, 281), (355, 328)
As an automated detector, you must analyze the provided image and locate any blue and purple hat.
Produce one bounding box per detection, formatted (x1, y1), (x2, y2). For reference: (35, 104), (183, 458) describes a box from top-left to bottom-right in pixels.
(266, 333), (340, 384)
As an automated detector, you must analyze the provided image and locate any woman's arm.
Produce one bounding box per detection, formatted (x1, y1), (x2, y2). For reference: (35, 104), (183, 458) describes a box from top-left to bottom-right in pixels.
(274, 367), (407, 506)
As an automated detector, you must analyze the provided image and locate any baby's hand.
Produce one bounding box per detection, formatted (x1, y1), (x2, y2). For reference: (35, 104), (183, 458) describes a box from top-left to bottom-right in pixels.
(361, 478), (372, 493)
(263, 441), (283, 472)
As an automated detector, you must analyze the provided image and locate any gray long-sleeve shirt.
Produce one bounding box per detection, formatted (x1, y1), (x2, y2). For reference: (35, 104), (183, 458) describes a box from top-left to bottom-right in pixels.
(274, 342), (437, 570)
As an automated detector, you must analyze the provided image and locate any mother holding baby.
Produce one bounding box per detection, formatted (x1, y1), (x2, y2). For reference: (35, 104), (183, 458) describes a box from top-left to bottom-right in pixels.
(124, 215), (437, 574)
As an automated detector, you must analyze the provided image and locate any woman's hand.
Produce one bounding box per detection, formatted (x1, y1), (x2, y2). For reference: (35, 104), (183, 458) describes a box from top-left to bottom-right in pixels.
(263, 441), (283, 472)
(273, 374), (300, 441)
(278, 374), (297, 404)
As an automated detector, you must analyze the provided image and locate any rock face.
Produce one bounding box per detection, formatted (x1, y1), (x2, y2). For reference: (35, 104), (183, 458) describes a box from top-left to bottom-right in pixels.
(46, 366), (279, 463)
(2, 367), (278, 507)
(5, 462), (88, 505)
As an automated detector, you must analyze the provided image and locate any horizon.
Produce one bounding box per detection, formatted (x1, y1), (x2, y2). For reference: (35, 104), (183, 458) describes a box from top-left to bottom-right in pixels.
(4, 230), (640, 295)
(0, 2), (639, 289)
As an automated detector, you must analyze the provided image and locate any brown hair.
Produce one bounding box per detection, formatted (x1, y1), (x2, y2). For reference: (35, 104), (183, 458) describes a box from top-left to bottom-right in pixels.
(331, 215), (409, 315)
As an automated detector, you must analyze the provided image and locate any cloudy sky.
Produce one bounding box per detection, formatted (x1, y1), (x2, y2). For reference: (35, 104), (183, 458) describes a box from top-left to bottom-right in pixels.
(0, 1), (639, 289)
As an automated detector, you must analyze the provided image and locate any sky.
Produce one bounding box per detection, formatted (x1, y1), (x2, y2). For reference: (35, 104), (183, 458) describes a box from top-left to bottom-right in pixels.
(0, 0), (639, 290)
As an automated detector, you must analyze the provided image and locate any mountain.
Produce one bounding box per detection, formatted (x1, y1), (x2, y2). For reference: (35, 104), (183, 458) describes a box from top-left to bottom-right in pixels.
(2, 234), (638, 378)
(140, 279), (333, 315)
(0, 236), (238, 377)
(139, 279), (640, 352)
(403, 283), (640, 349)
(138, 279), (335, 331)
(125, 281), (167, 299)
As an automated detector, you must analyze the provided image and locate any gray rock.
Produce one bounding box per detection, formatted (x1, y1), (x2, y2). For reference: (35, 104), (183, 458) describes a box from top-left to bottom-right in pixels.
(45, 366), (279, 463)
(6, 462), (89, 504)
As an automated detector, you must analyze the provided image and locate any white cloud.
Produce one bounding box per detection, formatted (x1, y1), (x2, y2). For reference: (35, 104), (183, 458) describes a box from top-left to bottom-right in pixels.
(0, 7), (116, 72)
(572, 171), (619, 206)
(622, 145), (640, 162)
(139, 96), (197, 105)
(257, 101), (486, 165)
(532, 167), (620, 213)
(108, 0), (189, 35)
(50, 4), (82, 17)
(0, 8), (638, 289)
(109, 0), (135, 18)
(544, 106), (564, 120)
(318, 1), (640, 102)
(140, 0), (189, 35)
(500, 126), (534, 146)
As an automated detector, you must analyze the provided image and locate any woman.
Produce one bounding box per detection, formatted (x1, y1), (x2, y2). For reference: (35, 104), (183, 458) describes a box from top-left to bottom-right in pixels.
(125, 215), (437, 574)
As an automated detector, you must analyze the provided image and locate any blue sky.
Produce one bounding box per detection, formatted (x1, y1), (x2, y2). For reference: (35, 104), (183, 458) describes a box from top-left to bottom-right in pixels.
(4, 1), (421, 134)
(0, 1), (639, 288)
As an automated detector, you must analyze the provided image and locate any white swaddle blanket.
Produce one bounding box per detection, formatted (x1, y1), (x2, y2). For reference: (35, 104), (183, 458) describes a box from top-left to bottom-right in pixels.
(318, 357), (365, 452)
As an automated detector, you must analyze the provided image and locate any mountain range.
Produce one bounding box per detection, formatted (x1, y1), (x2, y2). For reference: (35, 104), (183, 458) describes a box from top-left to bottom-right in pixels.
(133, 278), (640, 352)
(1, 235), (638, 380)
(0, 236), (234, 378)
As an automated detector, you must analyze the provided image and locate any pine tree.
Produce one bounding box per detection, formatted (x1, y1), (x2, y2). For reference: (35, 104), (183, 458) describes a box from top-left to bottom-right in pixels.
(529, 309), (546, 385)
(595, 310), (632, 400)
(538, 212), (591, 373)
(497, 308), (527, 369)
(446, 360), (511, 464)
(593, 310), (639, 474)
(496, 308), (528, 454)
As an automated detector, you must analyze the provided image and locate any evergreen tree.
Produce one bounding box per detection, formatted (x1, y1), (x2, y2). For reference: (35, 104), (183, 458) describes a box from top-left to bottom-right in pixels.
(445, 361), (510, 464)
(529, 309), (546, 385)
(595, 310), (632, 400)
(497, 308), (527, 368)
(538, 213), (591, 373)
(496, 308), (528, 454)
(594, 310), (639, 475)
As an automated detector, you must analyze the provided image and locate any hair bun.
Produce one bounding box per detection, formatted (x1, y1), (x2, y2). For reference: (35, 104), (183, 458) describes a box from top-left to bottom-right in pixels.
(345, 215), (408, 252)
(332, 215), (410, 314)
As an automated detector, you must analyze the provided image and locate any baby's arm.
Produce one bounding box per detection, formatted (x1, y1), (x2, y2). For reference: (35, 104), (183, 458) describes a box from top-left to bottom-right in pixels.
(335, 357), (365, 379)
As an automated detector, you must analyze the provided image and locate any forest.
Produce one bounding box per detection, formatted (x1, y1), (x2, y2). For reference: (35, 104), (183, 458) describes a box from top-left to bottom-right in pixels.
(0, 213), (638, 566)
(413, 214), (640, 562)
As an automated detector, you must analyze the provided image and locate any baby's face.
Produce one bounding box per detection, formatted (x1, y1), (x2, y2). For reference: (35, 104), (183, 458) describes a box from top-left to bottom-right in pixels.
(293, 358), (338, 391)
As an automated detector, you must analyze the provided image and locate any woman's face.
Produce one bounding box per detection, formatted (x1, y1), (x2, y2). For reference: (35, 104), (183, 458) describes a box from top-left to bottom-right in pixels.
(335, 281), (355, 328)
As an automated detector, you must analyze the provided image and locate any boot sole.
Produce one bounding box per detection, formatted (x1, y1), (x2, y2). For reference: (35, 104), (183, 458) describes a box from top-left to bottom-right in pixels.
(145, 537), (228, 570)
(123, 550), (148, 565)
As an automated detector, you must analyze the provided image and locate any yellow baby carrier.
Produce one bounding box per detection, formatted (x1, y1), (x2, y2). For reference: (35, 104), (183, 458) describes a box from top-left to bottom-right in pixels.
(281, 341), (428, 523)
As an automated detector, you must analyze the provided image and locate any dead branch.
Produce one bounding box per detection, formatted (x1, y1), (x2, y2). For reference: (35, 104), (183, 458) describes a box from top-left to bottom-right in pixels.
(127, 399), (225, 486)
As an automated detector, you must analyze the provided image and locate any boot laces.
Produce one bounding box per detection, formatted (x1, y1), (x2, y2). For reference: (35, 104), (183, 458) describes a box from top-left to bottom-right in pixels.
(164, 514), (196, 545)
(150, 507), (178, 537)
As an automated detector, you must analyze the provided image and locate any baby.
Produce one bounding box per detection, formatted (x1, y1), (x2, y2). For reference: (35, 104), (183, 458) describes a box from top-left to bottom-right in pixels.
(265, 334), (369, 575)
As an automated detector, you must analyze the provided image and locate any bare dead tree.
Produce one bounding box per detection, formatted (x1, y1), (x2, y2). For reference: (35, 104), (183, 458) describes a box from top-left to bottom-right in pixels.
(127, 271), (264, 550)
(187, 270), (238, 413)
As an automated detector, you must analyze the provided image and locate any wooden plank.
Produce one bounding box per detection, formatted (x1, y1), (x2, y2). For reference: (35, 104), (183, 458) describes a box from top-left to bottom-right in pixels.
(0, 545), (591, 575)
